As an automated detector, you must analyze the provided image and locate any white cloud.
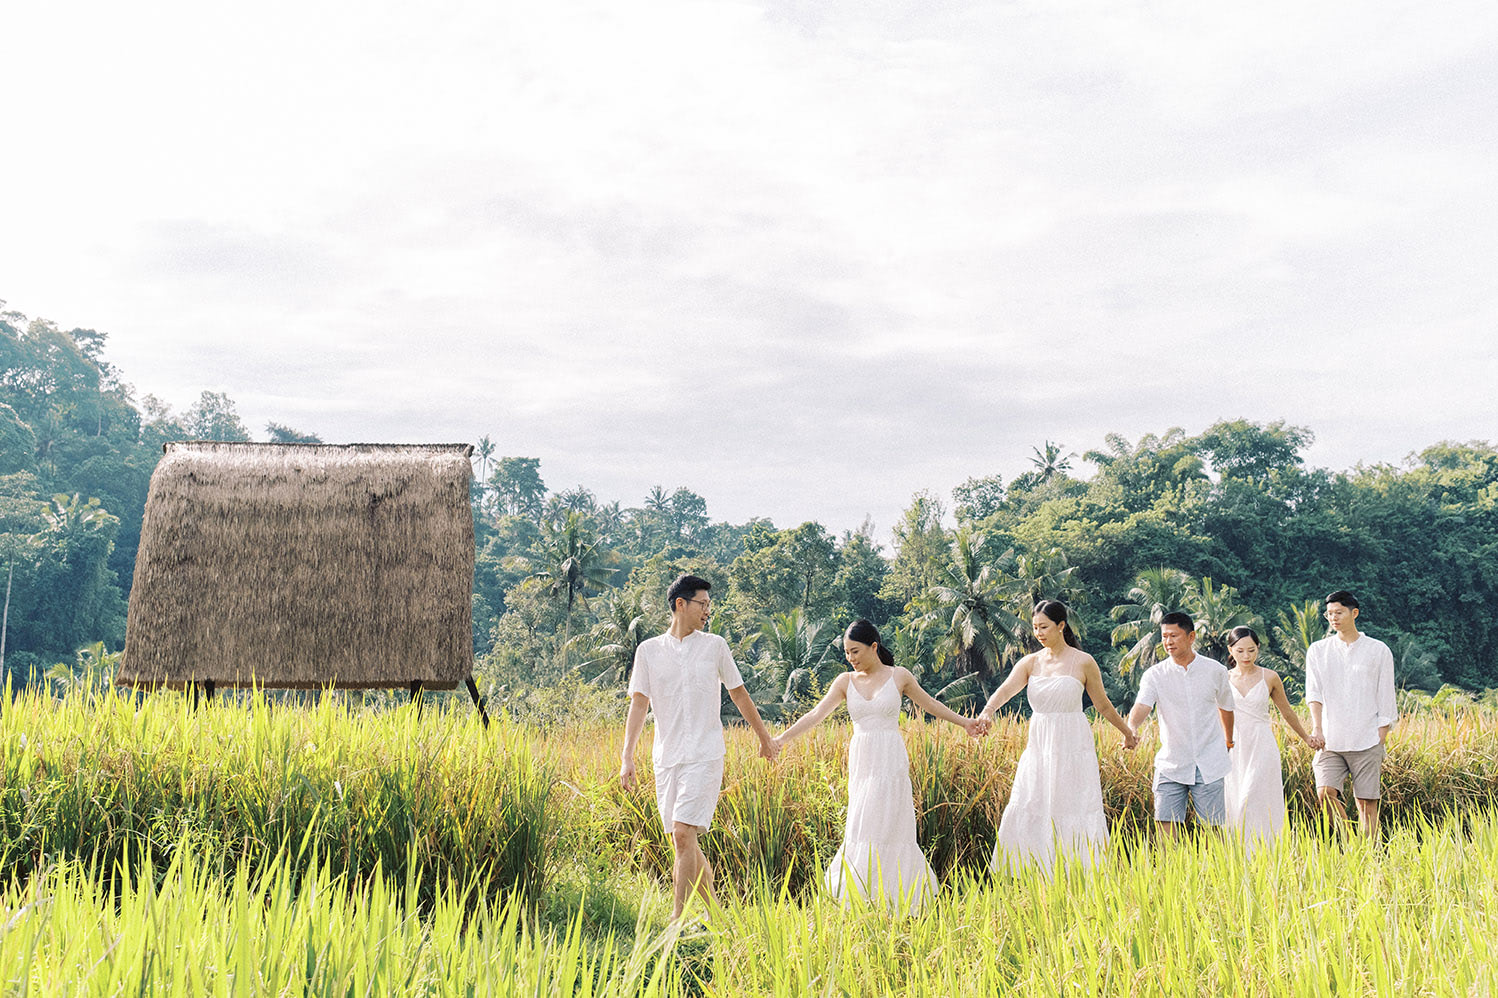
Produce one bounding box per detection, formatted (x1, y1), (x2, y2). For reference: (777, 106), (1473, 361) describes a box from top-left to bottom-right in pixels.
(2, 0), (1494, 536)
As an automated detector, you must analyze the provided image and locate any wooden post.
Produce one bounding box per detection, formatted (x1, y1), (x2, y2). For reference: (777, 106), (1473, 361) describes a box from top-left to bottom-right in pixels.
(465, 676), (490, 728)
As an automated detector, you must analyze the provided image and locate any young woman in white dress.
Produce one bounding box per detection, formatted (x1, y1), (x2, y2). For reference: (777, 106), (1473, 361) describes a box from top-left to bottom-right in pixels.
(978, 600), (1137, 874)
(772, 619), (985, 913)
(1222, 626), (1323, 848)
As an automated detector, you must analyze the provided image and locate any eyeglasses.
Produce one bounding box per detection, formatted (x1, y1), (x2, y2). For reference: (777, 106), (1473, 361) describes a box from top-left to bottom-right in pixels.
(686, 598), (712, 610)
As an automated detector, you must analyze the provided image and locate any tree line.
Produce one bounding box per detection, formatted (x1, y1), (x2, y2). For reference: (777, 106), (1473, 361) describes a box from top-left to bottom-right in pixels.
(3, 306), (1495, 705)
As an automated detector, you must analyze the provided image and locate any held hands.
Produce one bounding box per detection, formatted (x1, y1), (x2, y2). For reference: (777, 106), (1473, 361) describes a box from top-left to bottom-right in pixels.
(1307, 731), (1326, 751)
(760, 735), (781, 761)
(966, 714), (992, 738)
(1122, 729), (1138, 751)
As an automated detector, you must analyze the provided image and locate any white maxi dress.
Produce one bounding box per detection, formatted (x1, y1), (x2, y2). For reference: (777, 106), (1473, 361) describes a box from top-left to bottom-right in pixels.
(1224, 673), (1286, 849)
(824, 674), (938, 913)
(991, 674), (1109, 874)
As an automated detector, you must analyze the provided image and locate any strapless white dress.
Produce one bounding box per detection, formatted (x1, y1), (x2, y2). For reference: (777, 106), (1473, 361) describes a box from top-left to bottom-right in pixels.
(992, 674), (1109, 874)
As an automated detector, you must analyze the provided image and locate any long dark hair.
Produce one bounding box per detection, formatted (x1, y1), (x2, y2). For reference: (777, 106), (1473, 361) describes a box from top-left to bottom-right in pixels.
(845, 619), (895, 665)
(1225, 625), (1260, 668)
(1033, 600), (1081, 648)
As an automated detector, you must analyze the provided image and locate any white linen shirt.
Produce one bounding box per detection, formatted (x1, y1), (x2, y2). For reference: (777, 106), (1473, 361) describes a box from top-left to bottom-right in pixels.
(627, 630), (745, 768)
(1305, 633), (1398, 753)
(1135, 653), (1235, 785)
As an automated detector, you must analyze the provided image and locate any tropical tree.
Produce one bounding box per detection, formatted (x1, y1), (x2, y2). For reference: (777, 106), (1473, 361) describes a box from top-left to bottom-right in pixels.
(183, 391), (250, 441)
(1273, 599), (1323, 667)
(914, 530), (1024, 686)
(489, 457), (547, 520)
(1030, 441), (1075, 483)
(752, 609), (841, 706)
(1188, 576), (1261, 663)
(509, 512), (618, 662)
(1109, 567), (1194, 673)
(44, 640), (120, 698)
(1388, 631), (1442, 692)
(266, 422), (321, 444)
(570, 590), (659, 685)
(473, 435), (496, 480)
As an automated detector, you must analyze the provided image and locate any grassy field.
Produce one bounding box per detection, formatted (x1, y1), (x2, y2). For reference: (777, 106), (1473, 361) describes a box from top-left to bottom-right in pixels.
(2, 687), (1497, 995)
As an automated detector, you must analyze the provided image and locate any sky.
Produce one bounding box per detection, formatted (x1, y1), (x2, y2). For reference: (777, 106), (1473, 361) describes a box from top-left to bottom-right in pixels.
(3, 1), (1496, 539)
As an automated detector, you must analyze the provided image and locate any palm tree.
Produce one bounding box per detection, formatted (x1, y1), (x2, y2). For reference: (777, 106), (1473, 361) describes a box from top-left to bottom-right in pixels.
(570, 590), (658, 685)
(1010, 547), (1083, 637)
(1273, 599), (1323, 672)
(1188, 576), (1261, 662)
(44, 641), (121, 699)
(915, 530), (1025, 685)
(1029, 441), (1075, 483)
(1109, 567), (1194, 673)
(474, 435), (496, 480)
(754, 609), (841, 705)
(41, 493), (111, 542)
(511, 512), (618, 664)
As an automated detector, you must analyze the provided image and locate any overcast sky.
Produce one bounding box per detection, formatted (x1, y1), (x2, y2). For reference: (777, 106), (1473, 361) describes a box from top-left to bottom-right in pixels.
(4, 1), (1495, 539)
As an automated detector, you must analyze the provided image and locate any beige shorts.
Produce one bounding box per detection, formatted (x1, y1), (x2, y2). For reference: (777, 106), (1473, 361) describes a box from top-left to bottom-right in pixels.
(654, 757), (725, 833)
(1313, 743), (1386, 800)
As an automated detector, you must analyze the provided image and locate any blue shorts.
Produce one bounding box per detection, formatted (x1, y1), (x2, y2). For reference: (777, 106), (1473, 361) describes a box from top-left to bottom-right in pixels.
(1153, 768), (1226, 825)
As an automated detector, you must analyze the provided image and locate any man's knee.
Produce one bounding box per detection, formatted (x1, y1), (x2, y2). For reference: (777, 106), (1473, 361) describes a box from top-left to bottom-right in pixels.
(671, 822), (702, 852)
(1317, 786), (1341, 803)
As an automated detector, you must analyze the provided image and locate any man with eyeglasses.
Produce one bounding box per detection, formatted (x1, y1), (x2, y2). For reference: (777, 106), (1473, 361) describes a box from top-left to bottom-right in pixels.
(1307, 590), (1398, 838)
(620, 573), (777, 920)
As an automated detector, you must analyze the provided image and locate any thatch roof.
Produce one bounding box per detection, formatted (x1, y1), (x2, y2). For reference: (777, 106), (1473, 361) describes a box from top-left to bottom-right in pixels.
(119, 442), (475, 690)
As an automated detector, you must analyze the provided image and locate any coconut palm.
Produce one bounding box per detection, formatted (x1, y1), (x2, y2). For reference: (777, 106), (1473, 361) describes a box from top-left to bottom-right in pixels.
(473, 435), (496, 480)
(1273, 599), (1323, 671)
(570, 590), (658, 685)
(1009, 547), (1085, 641)
(44, 640), (120, 699)
(754, 609), (841, 704)
(1189, 576), (1262, 663)
(1109, 567), (1194, 673)
(510, 512), (618, 663)
(1030, 441), (1075, 483)
(914, 529), (1025, 685)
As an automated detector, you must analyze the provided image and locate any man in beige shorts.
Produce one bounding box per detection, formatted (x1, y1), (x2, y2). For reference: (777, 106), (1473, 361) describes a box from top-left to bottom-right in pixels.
(619, 573), (777, 919)
(1306, 590), (1398, 838)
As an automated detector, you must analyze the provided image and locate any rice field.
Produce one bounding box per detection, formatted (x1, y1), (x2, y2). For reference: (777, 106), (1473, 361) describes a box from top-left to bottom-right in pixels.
(2, 687), (1497, 995)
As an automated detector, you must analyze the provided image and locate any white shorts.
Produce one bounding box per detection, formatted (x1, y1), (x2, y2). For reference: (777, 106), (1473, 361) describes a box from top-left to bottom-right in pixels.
(655, 757), (725, 833)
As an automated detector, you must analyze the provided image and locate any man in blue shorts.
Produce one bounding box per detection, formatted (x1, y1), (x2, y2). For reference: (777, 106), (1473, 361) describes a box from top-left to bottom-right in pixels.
(1128, 611), (1235, 836)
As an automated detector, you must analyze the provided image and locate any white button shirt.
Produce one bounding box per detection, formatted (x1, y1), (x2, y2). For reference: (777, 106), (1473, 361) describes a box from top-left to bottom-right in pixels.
(1135, 653), (1235, 785)
(627, 629), (745, 767)
(1305, 633), (1398, 752)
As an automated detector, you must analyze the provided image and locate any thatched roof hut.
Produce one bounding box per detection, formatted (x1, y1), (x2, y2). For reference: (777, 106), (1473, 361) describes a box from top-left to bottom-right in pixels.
(119, 442), (475, 690)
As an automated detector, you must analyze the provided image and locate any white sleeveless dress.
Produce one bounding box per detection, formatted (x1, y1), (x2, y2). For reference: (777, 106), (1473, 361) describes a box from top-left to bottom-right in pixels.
(991, 674), (1109, 874)
(824, 673), (938, 913)
(1224, 673), (1286, 848)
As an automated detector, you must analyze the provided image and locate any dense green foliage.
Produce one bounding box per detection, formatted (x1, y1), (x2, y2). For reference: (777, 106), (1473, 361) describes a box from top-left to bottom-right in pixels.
(3, 302), (1497, 706)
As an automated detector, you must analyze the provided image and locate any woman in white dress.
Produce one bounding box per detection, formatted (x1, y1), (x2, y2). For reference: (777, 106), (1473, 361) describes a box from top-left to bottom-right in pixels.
(772, 619), (985, 913)
(1222, 626), (1323, 849)
(978, 600), (1136, 874)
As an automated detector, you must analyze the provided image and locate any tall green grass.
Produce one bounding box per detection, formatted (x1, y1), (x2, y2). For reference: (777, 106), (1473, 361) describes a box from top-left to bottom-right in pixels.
(3, 812), (1496, 995)
(3, 687), (1496, 903)
(0, 686), (551, 906)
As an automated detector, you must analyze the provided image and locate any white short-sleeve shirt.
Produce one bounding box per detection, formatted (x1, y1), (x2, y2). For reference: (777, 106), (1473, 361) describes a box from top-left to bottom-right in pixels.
(627, 629), (745, 768)
(1135, 653), (1235, 785)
